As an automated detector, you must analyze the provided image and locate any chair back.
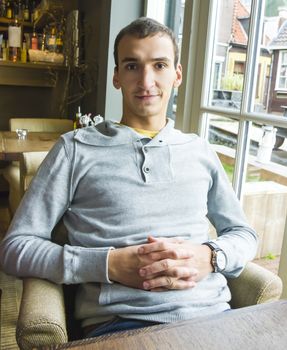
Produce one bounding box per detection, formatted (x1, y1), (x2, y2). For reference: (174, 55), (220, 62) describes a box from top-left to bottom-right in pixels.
(10, 118), (73, 133)
(19, 151), (49, 196)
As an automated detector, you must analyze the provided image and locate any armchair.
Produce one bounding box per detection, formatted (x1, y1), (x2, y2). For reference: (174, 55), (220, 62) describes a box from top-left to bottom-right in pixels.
(3, 118), (73, 216)
(16, 261), (282, 350)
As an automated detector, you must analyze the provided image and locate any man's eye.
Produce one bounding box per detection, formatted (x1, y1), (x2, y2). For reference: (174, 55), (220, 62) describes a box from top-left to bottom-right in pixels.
(155, 62), (167, 70)
(126, 64), (137, 70)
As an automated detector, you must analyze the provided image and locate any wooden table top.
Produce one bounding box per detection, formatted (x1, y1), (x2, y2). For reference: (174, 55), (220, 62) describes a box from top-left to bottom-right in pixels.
(50, 300), (287, 350)
(0, 131), (61, 161)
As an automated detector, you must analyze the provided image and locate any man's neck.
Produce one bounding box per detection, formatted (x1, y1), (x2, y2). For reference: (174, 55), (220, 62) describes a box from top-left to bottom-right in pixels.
(119, 116), (167, 131)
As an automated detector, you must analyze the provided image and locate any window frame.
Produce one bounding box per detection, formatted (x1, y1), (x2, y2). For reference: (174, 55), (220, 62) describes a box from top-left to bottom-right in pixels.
(275, 50), (287, 91)
(176, 0), (287, 298)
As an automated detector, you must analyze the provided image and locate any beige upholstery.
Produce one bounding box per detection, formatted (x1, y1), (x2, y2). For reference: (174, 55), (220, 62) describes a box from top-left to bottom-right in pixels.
(3, 118), (73, 216)
(19, 152), (49, 197)
(16, 262), (283, 350)
(17, 279), (67, 350)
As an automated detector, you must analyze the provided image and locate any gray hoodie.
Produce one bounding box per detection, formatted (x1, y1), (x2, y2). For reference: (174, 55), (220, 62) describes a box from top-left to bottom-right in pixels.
(0, 119), (257, 326)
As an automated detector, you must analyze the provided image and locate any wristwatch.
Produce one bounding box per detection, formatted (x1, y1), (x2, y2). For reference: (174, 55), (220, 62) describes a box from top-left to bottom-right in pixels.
(202, 242), (227, 273)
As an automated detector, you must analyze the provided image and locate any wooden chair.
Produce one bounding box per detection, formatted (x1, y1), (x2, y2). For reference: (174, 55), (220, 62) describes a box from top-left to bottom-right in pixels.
(3, 118), (73, 216)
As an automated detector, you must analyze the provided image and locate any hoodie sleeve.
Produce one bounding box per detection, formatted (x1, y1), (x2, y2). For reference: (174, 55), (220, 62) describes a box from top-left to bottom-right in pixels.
(0, 137), (113, 285)
(205, 142), (258, 278)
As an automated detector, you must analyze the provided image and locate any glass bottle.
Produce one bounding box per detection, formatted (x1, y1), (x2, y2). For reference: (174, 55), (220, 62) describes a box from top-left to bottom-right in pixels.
(31, 26), (38, 50)
(41, 27), (46, 51)
(1, 31), (8, 60)
(56, 26), (63, 54)
(6, 0), (13, 19)
(74, 106), (82, 129)
(46, 25), (56, 52)
(8, 15), (21, 62)
(23, 0), (29, 22)
(0, 0), (7, 18)
(21, 35), (27, 62)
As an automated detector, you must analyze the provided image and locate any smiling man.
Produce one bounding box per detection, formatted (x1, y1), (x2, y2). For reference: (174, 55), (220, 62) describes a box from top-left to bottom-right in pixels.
(113, 32), (182, 130)
(0, 18), (258, 339)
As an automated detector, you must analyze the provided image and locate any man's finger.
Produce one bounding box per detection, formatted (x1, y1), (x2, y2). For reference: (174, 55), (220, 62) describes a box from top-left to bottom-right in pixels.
(147, 236), (185, 244)
(143, 276), (196, 290)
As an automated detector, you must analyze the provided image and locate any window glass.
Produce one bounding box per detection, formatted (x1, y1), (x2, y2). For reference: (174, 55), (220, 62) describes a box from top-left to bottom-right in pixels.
(244, 121), (287, 269)
(208, 0), (251, 111)
(199, 0), (287, 274)
(207, 114), (239, 181)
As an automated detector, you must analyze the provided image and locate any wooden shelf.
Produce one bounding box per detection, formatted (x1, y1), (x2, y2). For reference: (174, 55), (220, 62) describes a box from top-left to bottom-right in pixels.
(0, 60), (66, 69)
(0, 61), (67, 87)
(0, 17), (33, 27)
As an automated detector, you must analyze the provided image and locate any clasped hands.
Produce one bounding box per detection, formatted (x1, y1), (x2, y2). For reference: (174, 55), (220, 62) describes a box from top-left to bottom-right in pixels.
(108, 236), (213, 292)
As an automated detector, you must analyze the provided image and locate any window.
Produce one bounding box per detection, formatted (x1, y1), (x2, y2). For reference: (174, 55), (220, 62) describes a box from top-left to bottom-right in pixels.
(177, 0), (287, 297)
(276, 51), (287, 90)
(234, 61), (245, 75)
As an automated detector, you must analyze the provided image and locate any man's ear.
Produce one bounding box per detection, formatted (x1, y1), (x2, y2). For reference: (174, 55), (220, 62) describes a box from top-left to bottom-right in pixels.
(173, 63), (182, 88)
(113, 67), (121, 89)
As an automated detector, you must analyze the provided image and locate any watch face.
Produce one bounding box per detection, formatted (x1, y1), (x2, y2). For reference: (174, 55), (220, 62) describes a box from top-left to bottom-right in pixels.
(216, 251), (227, 271)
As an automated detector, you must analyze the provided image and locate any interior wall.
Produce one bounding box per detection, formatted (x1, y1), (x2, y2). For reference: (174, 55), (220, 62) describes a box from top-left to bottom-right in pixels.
(80, 0), (144, 121)
(104, 0), (144, 121)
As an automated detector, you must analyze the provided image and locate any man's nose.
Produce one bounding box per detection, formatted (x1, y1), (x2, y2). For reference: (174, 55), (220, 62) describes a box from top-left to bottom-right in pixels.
(138, 67), (155, 89)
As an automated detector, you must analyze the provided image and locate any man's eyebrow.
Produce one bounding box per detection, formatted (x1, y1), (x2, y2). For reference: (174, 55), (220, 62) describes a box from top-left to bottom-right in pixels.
(120, 57), (171, 64)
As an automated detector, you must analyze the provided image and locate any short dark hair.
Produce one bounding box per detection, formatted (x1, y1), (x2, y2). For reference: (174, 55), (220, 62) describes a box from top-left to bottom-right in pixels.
(114, 17), (179, 68)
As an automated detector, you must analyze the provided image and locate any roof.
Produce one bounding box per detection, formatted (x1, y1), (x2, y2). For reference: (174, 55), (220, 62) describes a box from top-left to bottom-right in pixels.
(269, 19), (287, 49)
(231, 0), (249, 45)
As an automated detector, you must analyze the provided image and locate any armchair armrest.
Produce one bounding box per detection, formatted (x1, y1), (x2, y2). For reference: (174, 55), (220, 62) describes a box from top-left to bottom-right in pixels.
(227, 261), (283, 308)
(16, 278), (68, 350)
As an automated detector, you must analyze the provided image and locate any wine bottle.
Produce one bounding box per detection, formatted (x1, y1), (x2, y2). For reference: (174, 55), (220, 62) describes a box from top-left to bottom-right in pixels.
(8, 16), (21, 62)
(31, 26), (38, 50)
(23, 0), (30, 22)
(46, 25), (56, 52)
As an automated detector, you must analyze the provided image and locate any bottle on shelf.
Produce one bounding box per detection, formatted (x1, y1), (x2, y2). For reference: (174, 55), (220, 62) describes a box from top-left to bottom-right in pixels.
(41, 27), (46, 51)
(8, 15), (21, 62)
(17, 0), (23, 21)
(1, 32), (8, 60)
(6, 0), (13, 19)
(46, 25), (57, 52)
(56, 26), (64, 54)
(31, 26), (38, 50)
(74, 106), (82, 129)
(0, 0), (7, 18)
(0, 33), (3, 60)
(14, 0), (23, 21)
(21, 35), (27, 62)
(23, 0), (30, 22)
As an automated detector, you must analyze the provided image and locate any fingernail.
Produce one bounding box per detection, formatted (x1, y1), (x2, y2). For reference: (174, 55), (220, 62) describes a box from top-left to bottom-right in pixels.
(143, 282), (150, 290)
(138, 247), (144, 254)
(139, 269), (146, 277)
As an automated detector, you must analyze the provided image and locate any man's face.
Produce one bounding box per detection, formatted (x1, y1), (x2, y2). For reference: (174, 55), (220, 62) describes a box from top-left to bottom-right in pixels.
(113, 33), (182, 124)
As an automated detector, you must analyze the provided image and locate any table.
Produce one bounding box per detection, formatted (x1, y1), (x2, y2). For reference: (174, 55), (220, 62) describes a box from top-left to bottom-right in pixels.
(0, 131), (61, 161)
(49, 300), (287, 350)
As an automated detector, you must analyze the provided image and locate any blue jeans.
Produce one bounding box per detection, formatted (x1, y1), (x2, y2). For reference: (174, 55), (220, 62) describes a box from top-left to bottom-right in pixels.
(85, 317), (161, 338)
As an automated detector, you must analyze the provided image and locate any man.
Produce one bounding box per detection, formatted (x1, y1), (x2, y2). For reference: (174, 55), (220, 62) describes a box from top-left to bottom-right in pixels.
(0, 17), (257, 338)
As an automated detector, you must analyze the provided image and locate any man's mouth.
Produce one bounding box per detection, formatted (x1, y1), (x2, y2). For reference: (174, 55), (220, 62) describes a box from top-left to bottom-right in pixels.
(135, 94), (159, 100)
